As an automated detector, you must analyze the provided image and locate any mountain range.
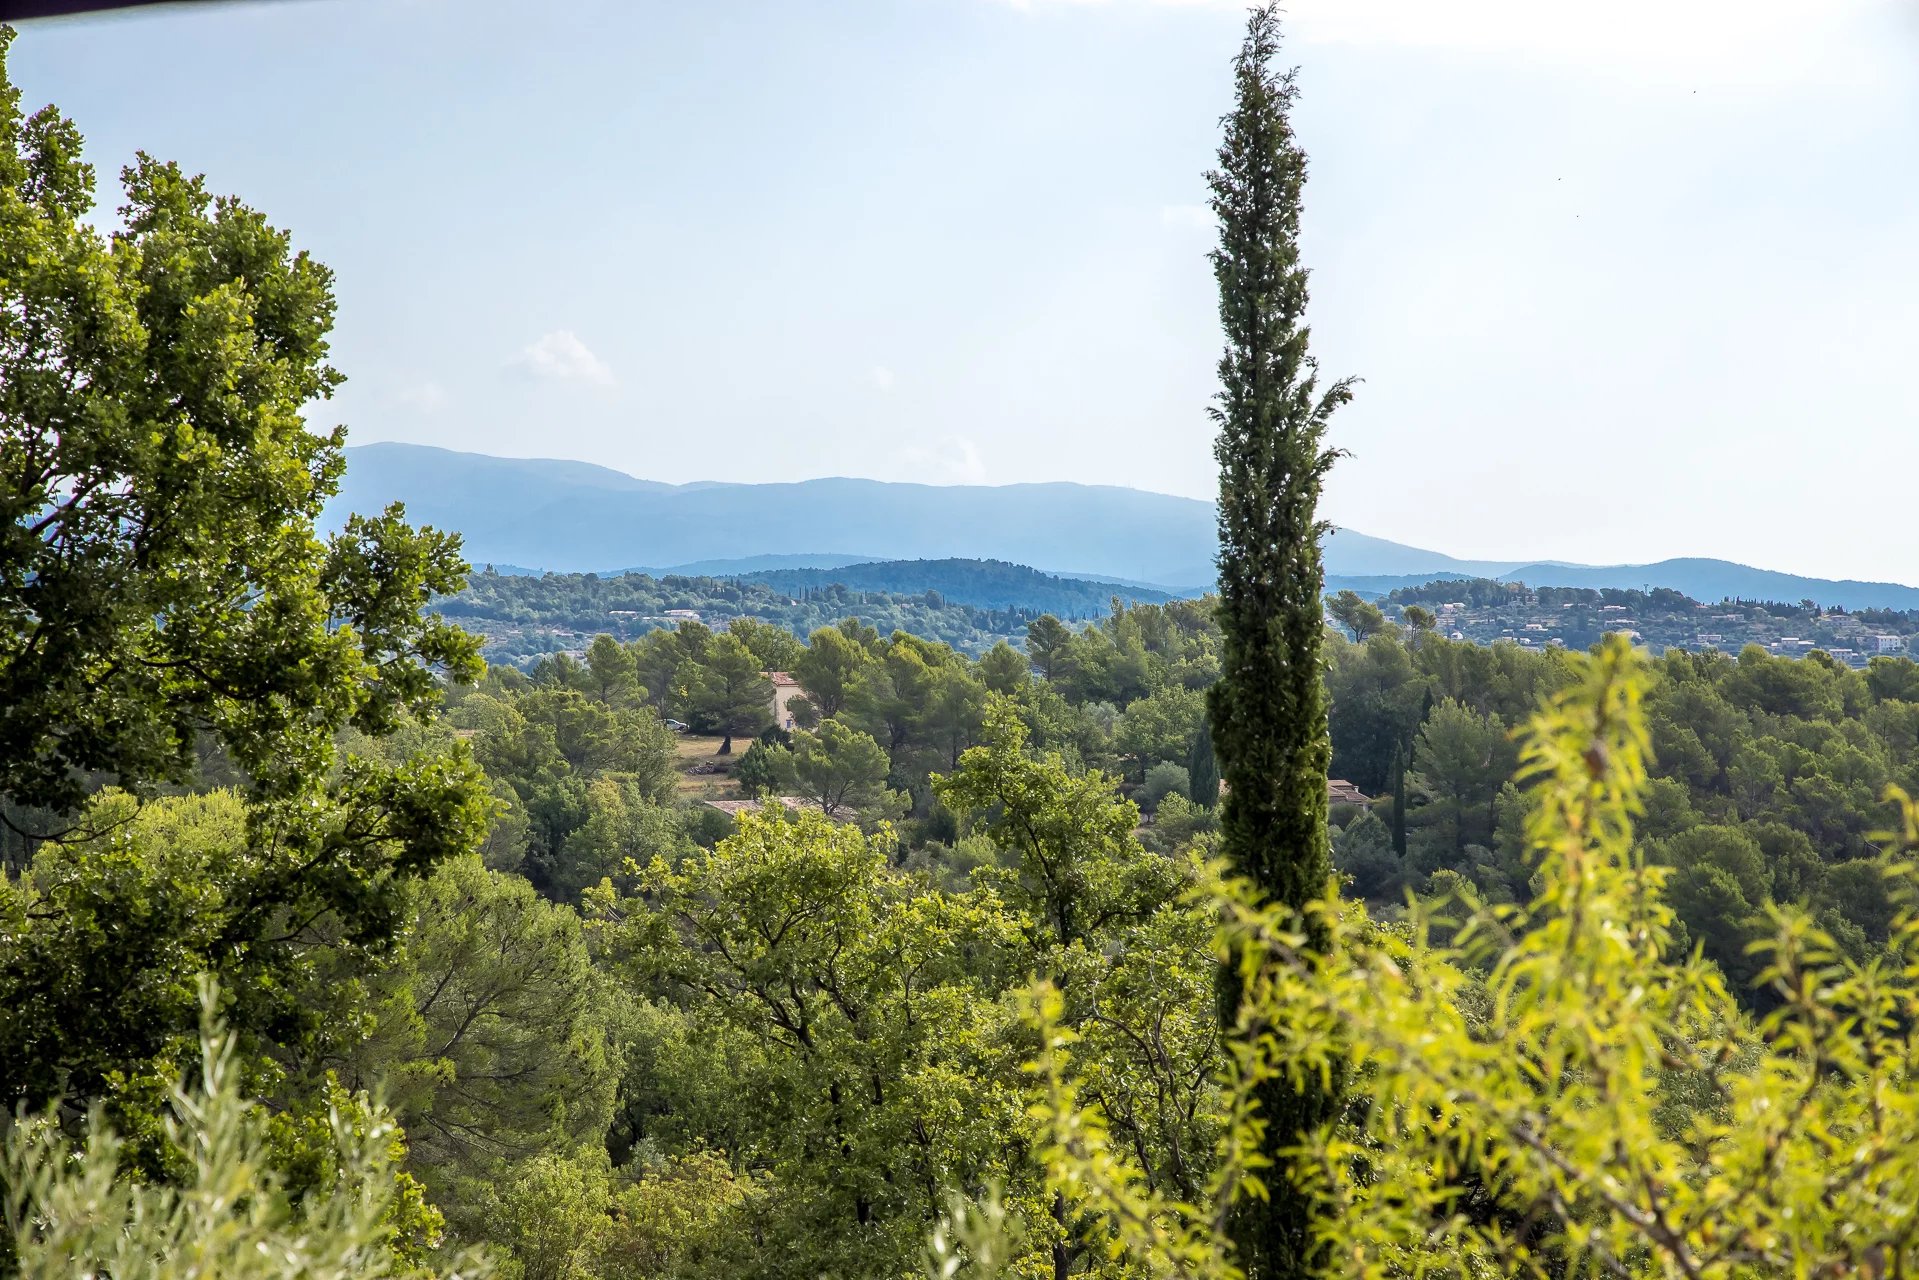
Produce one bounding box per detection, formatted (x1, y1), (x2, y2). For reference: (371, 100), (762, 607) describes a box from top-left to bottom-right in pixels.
(325, 443), (1919, 612)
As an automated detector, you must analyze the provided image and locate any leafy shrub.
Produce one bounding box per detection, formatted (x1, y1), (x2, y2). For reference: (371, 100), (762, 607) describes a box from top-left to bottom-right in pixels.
(1141, 763), (1192, 812)
(1019, 635), (1919, 1279)
(3, 985), (488, 1280)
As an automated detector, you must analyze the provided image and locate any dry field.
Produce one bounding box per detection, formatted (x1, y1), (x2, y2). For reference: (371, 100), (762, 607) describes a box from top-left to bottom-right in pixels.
(671, 733), (743, 800)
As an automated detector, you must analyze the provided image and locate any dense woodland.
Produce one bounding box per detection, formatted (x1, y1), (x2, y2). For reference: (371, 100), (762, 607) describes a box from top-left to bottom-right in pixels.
(446, 567), (1054, 664)
(474, 601), (1919, 1011)
(731, 559), (1175, 616)
(15, 542), (1919, 1275)
(8, 10), (1919, 1280)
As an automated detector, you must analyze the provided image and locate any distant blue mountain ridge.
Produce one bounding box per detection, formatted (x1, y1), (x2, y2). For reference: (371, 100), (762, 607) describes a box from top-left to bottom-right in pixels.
(327, 443), (1919, 612)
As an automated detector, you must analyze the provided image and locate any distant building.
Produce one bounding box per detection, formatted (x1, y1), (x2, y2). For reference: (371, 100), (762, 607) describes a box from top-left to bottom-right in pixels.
(1873, 635), (1904, 654)
(664, 608), (702, 621)
(1328, 779), (1372, 808)
(765, 671), (809, 730)
(1218, 778), (1372, 807)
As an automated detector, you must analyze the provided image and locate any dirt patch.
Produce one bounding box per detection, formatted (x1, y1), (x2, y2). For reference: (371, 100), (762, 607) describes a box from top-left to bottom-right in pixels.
(671, 734), (741, 800)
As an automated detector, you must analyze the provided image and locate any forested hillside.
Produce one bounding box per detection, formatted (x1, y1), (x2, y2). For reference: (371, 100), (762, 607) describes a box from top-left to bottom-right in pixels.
(441, 566), (1053, 663)
(80, 594), (1894, 1274)
(734, 557), (1177, 615)
(439, 599), (1919, 1022)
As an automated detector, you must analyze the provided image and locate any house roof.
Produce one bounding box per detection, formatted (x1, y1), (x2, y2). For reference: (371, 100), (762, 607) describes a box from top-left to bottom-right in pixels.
(1328, 779), (1372, 806)
(1216, 779), (1375, 806)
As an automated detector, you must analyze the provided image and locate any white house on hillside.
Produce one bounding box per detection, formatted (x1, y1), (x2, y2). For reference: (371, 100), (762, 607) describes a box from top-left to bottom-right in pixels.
(766, 671), (808, 730)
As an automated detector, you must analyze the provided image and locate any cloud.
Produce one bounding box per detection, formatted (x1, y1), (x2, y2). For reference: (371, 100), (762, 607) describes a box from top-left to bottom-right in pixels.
(987, 0), (1895, 87)
(509, 330), (615, 387)
(898, 435), (988, 485)
(1159, 203), (1213, 232)
(869, 365), (897, 392)
(1284, 0), (1890, 85)
(392, 378), (448, 413)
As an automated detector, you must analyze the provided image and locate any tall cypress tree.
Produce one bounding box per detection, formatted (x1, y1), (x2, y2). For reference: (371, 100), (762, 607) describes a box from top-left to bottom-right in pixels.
(1205, 6), (1353, 1276)
(1391, 752), (1410, 860)
(1188, 714), (1220, 811)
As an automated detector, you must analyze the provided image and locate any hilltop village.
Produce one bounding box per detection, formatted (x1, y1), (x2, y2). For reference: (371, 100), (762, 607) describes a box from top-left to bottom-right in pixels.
(1383, 580), (1913, 665)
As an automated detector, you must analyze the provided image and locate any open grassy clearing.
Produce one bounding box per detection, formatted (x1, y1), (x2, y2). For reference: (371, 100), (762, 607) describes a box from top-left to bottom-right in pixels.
(671, 732), (742, 800)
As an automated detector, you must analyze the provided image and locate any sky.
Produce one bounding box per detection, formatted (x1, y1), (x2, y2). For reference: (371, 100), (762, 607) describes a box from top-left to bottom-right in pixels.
(9, 0), (1919, 583)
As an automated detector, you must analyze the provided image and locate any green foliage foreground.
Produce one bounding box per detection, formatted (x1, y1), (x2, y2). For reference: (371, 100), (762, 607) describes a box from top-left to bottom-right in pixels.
(3, 983), (489, 1280)
(1010, 634), (1919, 1279)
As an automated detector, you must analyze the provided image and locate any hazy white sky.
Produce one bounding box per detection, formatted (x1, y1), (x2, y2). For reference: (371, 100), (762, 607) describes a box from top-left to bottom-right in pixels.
(11, 0), (1918, 581)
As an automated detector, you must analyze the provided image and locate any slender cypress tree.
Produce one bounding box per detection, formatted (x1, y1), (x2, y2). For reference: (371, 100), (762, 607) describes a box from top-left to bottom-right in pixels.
(1206, 7), (1353, 1276)
(1188, 714), (1220, 811)
(1391, 752), (1410, 860)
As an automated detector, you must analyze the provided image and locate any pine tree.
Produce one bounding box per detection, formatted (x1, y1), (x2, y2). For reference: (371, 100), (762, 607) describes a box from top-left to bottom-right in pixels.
(1205, 6), (1353, 1276)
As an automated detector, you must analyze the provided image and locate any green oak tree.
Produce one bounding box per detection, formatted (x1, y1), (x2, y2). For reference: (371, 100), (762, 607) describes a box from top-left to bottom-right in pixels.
(0, 35), (486, 1163)
(936, 698), (1177, 965)
(1143, 761), (1193, 811)
(598, 809), (1027, 1278)
(1118, 685), (1209, 783)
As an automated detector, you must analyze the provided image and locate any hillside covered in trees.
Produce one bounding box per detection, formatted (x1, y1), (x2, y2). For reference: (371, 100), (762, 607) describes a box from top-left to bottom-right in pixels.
(465, 601), (1919, 1007)
(30, 588), (1891, 1274)
(441, 565), (1057, 663)
(10, 10), (1919, 1280)
(733, 557), (1176, 615)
